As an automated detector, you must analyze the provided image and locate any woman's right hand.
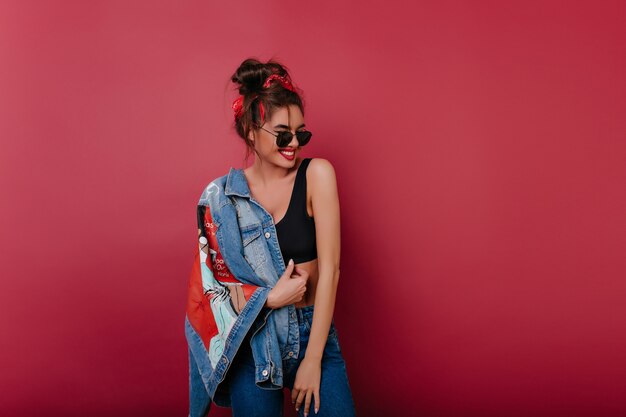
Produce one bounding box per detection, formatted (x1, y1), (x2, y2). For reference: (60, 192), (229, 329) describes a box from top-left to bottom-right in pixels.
(266, 259), (309, 309)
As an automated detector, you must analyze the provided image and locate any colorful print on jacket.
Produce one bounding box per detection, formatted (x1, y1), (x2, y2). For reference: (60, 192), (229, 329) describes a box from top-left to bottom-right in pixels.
(187, 204), (259, 369)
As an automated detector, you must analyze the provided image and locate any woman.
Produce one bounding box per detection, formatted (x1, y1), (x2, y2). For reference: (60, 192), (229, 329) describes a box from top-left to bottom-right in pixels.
(226, 58), (356, 417)
(186, 58), (356, 417)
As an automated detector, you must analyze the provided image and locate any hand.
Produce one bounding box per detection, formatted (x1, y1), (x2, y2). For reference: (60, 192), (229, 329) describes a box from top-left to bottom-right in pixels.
(266, 259), (309, 309)
(292, 356), (321, 416)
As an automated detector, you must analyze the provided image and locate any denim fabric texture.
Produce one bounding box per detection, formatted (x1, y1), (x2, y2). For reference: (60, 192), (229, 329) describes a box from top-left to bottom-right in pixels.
(186, 167), (305, 416)
(226, 304), (356, 417)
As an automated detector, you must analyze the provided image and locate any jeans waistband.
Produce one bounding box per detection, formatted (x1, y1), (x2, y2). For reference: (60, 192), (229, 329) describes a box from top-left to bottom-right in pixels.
(295, 304), (315, 322)
(241, 305), (315, 347)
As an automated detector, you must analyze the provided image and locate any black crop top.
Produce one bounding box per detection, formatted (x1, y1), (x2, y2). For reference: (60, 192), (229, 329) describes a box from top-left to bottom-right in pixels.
(275, 157), (318, 265)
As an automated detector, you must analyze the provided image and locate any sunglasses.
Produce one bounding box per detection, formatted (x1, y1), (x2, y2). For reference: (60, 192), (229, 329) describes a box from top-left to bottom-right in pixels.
(259, 126), (313, 148)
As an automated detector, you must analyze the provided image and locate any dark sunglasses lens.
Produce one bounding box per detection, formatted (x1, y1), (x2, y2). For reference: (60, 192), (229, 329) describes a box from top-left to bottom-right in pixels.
(275, 130), (312, 147)
(296, 131), (312, 146)
(276, 131), (293, 147)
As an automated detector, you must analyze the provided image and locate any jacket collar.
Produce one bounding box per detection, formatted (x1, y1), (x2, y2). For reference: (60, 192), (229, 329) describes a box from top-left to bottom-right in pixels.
(225, 167), (251, 198)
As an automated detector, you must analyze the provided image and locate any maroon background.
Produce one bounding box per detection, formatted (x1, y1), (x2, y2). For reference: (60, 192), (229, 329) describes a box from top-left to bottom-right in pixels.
(1, 1), (625, 416)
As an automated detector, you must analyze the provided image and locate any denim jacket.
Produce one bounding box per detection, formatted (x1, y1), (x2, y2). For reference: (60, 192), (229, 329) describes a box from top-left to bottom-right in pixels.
(185, 167), (301, 416)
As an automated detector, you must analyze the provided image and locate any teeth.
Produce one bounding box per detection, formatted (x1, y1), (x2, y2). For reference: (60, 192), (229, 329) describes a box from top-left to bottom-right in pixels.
(280, 150), (294, 155)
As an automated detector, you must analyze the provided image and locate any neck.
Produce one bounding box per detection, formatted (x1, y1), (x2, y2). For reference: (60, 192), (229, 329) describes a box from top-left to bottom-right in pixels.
(244, 157), (298, 189)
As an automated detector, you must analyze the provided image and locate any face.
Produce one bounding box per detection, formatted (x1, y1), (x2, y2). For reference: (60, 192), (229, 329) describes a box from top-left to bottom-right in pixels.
(249, 104), (306, 166)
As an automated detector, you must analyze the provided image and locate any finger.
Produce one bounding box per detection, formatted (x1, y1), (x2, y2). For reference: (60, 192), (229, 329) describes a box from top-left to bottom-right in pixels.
(295, 389), (306, 411)
(291, 387), (299, 405)
(285, 258), (295, 273)
(291, 265), (305, 279)
(304, 390), (312, 416)
(314, 388), (320, 414)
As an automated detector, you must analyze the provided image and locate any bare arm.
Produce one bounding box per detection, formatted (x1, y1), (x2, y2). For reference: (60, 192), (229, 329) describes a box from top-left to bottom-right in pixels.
(305, 158), (341, 361)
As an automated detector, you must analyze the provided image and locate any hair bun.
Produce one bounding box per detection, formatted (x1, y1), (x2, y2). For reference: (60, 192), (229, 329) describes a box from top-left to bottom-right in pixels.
(231, 58), (290, 96)
(231, 59), (265, 96)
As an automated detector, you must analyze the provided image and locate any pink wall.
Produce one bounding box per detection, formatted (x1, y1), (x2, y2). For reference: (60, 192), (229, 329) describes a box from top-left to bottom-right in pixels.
(1, 1), (625, 416)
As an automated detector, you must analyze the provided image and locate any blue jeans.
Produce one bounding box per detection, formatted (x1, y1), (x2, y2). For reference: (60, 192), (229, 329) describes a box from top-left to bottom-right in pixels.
(226, 304), (357, 417)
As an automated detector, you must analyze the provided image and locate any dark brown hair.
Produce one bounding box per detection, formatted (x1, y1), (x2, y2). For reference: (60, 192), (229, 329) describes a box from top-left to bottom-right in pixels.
(230, 58), (306, 164)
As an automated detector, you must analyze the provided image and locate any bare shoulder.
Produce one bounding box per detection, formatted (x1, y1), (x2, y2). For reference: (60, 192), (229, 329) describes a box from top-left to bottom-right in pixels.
(307, 157), (337, 187)
(306, 158), (339, 219)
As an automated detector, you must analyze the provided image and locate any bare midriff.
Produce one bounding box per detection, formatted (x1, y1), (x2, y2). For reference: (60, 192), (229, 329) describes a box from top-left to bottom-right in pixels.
(294, 258), (318, 308)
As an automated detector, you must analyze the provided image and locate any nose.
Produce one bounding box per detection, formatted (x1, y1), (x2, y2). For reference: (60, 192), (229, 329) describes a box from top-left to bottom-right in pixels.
(287, 131), (299, 148)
